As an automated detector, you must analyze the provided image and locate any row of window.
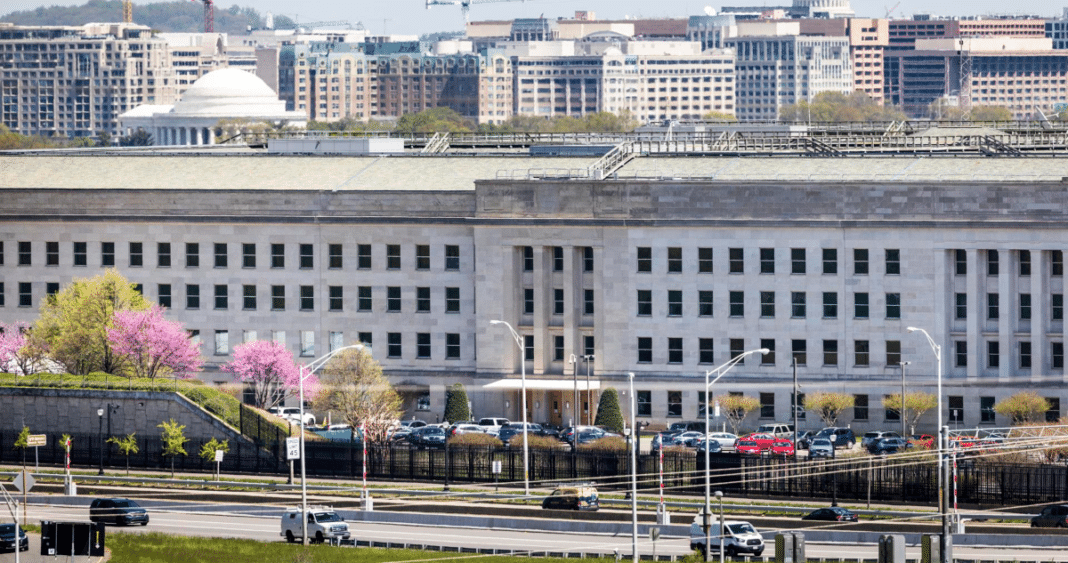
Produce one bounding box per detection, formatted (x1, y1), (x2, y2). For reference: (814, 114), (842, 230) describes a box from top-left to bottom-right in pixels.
(519, 246), (595, 272)
(159, 284), (463, 313)
(633, 337), (903, 367)
(952, 249), (1065, 277)
(1, 241), (463, 271)
(635, 290), (901, 319)
(633, 247), (901, 276)
(204, 329), (462, 360)
(954, 293), (1064, 321)
(952, 340), (1065, 370)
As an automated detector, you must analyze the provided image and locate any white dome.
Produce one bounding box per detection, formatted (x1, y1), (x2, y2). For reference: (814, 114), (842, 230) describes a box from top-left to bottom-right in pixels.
(170, 68), (286, 117)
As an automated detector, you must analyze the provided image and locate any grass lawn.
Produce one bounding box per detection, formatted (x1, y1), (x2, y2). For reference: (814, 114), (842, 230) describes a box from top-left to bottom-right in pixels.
(106, 532), (626, 563)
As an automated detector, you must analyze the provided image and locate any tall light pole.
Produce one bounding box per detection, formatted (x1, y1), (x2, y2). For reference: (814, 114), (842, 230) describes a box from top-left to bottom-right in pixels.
(899, 361), (911, 439)
(907, 326), (947, 563)
(298, 343), (367, 546)
(703, 348), (768, 562)
(583, 354), (595, 425)
(628, 372), (638, 563)
(97, 408), (104, 475)
(714, 490), (724, 563)
(490, 320), (529, 496)
(568, 354), (579, 446)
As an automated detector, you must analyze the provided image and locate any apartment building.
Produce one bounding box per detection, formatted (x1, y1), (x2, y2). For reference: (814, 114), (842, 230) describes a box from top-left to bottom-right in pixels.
(798, 18), (888, 104)
(887, 17), (1047, 52)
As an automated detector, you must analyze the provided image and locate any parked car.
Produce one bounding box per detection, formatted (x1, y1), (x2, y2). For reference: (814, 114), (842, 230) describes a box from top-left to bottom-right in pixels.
(868, 437), (912, 455)
(1031, 504), (1068, 528)
(815, 427), (856, 449)
(0, 524), (28, 552)
(791, 431), (814, 450)
(498, 423), (545, 445)
(756, 422), (795, 439)
(672, 431), (706, 447)
(541, 485), (599, 511)
(909, 434), (935, 449)
(735, 439), (761, 455)
(742, 433), (777, 451)
(808, 438), (835, 459)
(802, 506), (859, 522)
(689, 519), (765, 557)
(408, 426), (447, 448)
(706, 432), (738, 451)
(280, 505), (350, 543)
(664, 420), (707, 441)
(477, 417), (511, 436)
(448, 422), (485, 436)
(559, 425), (599, 443)
(575, 429), (620, 445)
(270, 406), (316, 426)
(695, 438), (723, 454)
(89, 497), (149, 526)
(862, 431), (902, 449)
(770, 440), (795, 456)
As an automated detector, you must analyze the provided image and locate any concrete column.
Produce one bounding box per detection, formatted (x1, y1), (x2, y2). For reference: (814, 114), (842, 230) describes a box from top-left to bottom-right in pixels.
(998, 250), (1014, 381)
(966, 250), (980, 380)
(208, 127), (216, 145)
(1031, 250), (1047, 382)
(563, 245), (577, 366)
(532, 246), (547, 376)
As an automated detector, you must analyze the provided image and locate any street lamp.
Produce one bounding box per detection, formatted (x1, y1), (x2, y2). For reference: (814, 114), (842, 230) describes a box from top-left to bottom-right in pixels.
(898, 361), (911, 439)
(297, 343), (367, 546)
(714, 490), (724, 563)
(907, 326), (948, 563)
(97, 408), (104, 475)
(568, 354), (580, 452)
(490, 320), (529, 496)
(628, 372), (638, 563)
(703, 348), (768, 563)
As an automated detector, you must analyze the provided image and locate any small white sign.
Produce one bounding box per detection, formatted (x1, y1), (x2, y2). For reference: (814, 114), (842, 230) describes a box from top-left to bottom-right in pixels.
(13, 469), (34, 493)
(26, 434), (46, 447)
(214, 449), (224, 463)
(491, 460), (502, 474)
(286, 437), (300, 461)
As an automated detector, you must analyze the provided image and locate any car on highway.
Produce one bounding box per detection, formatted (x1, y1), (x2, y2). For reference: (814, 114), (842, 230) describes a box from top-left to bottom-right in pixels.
(89, 497), (149, 526)
(0, 524), (28, 552)
(541, 485), (599, 511)
(814, 427), (856, 449)
(706, 432), (738, 451)
(802, 506), (859, 522)
(735, 439), (761, 455)
(1031, 504), (1068, 528)
(672, 431), (706, 447)
(770, 440), (795, 456)
(868, 437), (912, 455)
(808, 438), (835, 459)
(407, 426), (447, 448)
(281, 506), (350, 543)
(689, 519), (764, 557)
(695, 438), (723, 454)
(861, 431), (902, 449)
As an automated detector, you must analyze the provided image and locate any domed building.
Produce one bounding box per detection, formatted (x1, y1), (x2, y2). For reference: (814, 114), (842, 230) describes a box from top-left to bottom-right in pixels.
(119, 68), (306, 146)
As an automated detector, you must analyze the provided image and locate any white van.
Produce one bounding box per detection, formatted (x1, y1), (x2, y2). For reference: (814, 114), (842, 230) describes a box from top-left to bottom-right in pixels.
(478, 417), (511, 436)
(689, 518), (765, 557)
(281, 506), (350, 543)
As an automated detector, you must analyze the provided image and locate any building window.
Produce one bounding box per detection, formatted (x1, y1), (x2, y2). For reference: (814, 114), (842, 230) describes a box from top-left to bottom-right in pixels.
(668, 337), (683, 364)
(1020, 250), (1031, 276)
(129, 242), (143, 267)
(445, 245), (460, 270)
(730, 338), (744, 359)
(386, 244), (401, 270)
(886, 293), (901, 319)
(584, 289), (594, 315)
(636, 391), (652, 417)
(1020, 294), (1032, 320)
(729, 248), (744, 274)
(299, 286), (314, 311)
(855, 340), (870, 367)
(416, 287), (430, 312)
(387, 332), (402, 358)
(955, 293), (967, 319)
(667, 391), (682, 417)
(184, 242), (198, 268)
(329, 286), (343, 311)
(44, 242), (58, 266)
(885, 249), (900, 275)
(1054, 294), (1064, 321)
(637, 290), (652, 316)
(1054, 342), (1065, 370)
(299, 331), (315, 357)
(446, 287), (460, 313)
(358, 287), (372, 312)
(523, 246), (534, 271)
(524, 335), (534, 361)
(760, 248), (774, 274)
(387, 287), (401, 312)
(357, 244), (371, 269)
(299, 244), (313, 269)
(668, 290), (682, 317)
(667, 247), (682, 273)
(553, 246), (564, 271)
(791, 292), (806, 318)
(186, 284), (200, 309)
(823, 292), (838, 318)
(239, 243), (254, 268)
(582, 246), (594, 272)
(0, 282), (4, 306)
(446, 333), (460, 359)
(328, 244), (342, 269)
(822, 248), (837, 274)
(553, 288), (564, 315)
(214, 330), (229, 355)
(699, 291), (713, 317)
(955, 341), (967, 367)
(73, 242), (87, 267)
(214, 284), (228, 310)
(788, 339), (805, 365)
(271, 243), (284, 268)
(760, 291), (775, 318)
(158, 284), (171, 308)
(987, 249), (999, 276)
(637, 337), (652, 363)
(637, 247), (652, 272)
(854, 248), (869, 275)
(949, 396), (964, 423)
(417, 333), (431, 359)
(17, 242), (30, 265)
(980, 396), (996, 423)
(699, 338), (714, 364)
(954, 249), (966, 275)
(18, 283), (31, 307)
(886, 340), (901, 365)
(524, 288), (534, 315)
(1047, 397), (1062, 422)
(213, 243), (227, 268)
(885, 394), (901, 421)
(698, 248), (713, 273)
(329, 331), (343, 352)
(791, 248), (805, 274)
(753, 339), (774, 367)
(854, 293), (869, 319)
(729, 291), (744, 317)
(271, 285), (285, 310)
(157, 243), (171, 268)
(584, 335), (595, 357)
(1020, 341), (1032, 369)
(553, 335), (564, 361)
(1054, 250), (1064, 277)
(243, 285), (256, 310)
(988, 293), (999, 319)
(988, 341), (1000, 368)
(102, 242), (115, 267)
(416, 244), (430, 270)
(853, 394), (869, 421)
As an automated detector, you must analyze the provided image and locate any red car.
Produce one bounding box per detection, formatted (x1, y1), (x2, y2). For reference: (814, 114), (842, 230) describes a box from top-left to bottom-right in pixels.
(743, 433), (777, 451)
(735, 439), (761, 455)
(771, 440), (796, 456)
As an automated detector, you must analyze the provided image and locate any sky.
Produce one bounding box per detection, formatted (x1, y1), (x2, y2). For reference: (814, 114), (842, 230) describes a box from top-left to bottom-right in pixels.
(3, 0), (1064, 35)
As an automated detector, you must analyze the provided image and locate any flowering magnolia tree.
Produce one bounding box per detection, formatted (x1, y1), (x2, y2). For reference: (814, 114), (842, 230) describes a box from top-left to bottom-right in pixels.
(106, 306), (202, 379)
(0, 321), (27, 369)
(222, 340), (305, 410)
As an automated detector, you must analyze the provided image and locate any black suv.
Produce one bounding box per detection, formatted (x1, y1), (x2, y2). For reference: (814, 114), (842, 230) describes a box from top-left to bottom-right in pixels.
(0, 524), (28, 552)
(1031, 504), (1068, 528)
(815, 427), (856, 449)
(89, 498), (150, 526)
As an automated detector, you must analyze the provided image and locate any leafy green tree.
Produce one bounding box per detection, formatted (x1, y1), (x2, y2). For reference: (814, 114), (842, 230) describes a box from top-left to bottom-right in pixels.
(95, 130), (112, 147)
(702, 111), (737, 122)
(29, 269), (150, 375)
(969, 105), (1013, 122)
(395, 107), (473, 134)
(198, 437), (229, 461)
(595, 388), (624, 433)
(718, 394), (760, 435)
(13, 426), (29, 470)
(312, 346), (401, 446)
(119, 128), (153, 146)
(995, 392), (1051, 425)
(108, 433), (139, 475)
(444, 383), (470, 423)
(883, 392), (937, 435)
(158, 418), (188, 477)
(804, 392), (855, 427)
(780, 91), (906, 123)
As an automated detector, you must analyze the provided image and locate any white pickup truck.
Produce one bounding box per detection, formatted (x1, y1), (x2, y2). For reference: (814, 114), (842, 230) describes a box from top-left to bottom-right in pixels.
(280, 506), (351, 543)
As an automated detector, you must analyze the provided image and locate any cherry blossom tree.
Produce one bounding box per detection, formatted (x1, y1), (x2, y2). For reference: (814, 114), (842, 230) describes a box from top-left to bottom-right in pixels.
(107, 306), (203, 380)
(221, 340), (305, 410)
(0, 322), (28, 370)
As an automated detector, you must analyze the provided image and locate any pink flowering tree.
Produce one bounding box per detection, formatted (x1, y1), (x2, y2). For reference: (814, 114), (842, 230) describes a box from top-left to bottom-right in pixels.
(0, 322), (28, 370)
(107, 306), (203, 379)
(222, 340), (308, 411)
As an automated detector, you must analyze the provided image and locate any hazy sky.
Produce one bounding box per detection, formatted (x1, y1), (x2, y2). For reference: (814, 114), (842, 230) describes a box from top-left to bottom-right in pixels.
(3, 0), (1063, 35)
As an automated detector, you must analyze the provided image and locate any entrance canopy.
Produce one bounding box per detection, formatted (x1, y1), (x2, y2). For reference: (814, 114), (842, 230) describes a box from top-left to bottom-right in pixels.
(483, 379), (601, 391)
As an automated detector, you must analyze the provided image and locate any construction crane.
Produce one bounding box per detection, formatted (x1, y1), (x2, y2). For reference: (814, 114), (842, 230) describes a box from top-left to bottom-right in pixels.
(884, 2), (900, 18)
(190, 0), (214, 33)
(425, 0), (525, 24)
(122, 0), (132, 23)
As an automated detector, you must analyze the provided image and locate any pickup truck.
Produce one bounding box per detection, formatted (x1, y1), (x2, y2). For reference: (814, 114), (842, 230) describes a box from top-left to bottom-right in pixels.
(280, 506), (350, 544)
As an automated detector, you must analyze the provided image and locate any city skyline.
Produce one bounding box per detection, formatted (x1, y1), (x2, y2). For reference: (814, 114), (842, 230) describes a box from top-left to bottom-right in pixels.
(2, 0), (1063, 35)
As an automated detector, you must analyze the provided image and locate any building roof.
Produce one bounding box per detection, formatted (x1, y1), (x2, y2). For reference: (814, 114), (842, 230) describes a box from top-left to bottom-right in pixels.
(170, 68), (288, 117)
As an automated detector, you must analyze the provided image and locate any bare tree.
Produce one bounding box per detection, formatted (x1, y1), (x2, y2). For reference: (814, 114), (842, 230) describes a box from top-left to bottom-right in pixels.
(312, 347), (401, 446)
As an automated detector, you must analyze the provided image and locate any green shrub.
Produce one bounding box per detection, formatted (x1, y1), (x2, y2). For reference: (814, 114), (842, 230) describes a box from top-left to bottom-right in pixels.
(444, 383), (470, 423)
(578, 436), (626, 452)
(450, 433), (502, 447)
(595, 388), (624, 433)
(522, 435), (563, 450)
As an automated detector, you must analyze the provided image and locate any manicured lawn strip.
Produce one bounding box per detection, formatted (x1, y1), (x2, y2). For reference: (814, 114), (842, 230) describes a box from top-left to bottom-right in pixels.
(107, 532), (620, 563)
